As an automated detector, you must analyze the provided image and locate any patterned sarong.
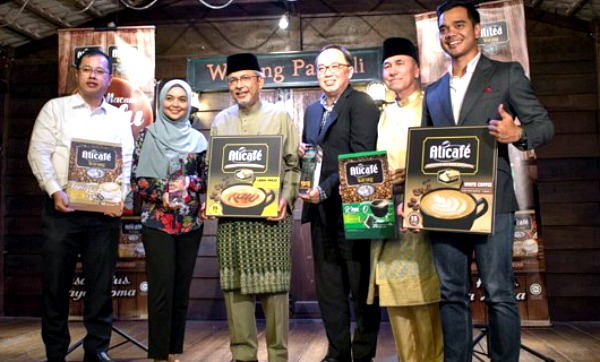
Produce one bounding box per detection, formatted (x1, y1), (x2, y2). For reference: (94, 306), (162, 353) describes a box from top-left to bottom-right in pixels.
(216, 215), (292, 294)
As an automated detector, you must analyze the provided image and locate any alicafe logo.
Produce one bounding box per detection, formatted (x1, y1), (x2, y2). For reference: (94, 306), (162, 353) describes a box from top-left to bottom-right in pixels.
(422, 137), (479, 174)
(76, 145), (117, 169)
(345, 160), (384, 185)
(222, 145), (268, 171)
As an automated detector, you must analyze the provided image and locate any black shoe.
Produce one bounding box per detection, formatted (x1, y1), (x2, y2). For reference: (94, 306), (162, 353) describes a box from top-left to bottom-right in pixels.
(97, 351), (114, 362)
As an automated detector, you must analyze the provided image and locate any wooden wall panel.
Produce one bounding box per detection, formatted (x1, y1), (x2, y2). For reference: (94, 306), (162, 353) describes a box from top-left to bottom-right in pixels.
(532, 73), (596, 95)
(530, 60), (595, 77)
(537, 181), (600, 203)
(543, 226), (600, 250)
(549, 111), (597, 134)
(527, 19), (600, 322)
(541, 203), (600, 226)
(3, 235), (44, 254)
(536, 133), (599, 158)
(4, 216), (41, 235)
(538, 94), (597, 112)
(549, 298), (600, 321)
(187, 299), (227, 320)
(537, 158), (600, 181)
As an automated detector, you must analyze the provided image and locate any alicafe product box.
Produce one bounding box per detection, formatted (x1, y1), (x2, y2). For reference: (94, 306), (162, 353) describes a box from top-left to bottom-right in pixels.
(119, 217), (145, 258)
(403, 126), (497, 234)
(339, 150), (395, 240)
(513, 209), (539, 258)
(66, 138), (123, 214)
(206, 136), (282, 218)
(299, 144), (323, 196)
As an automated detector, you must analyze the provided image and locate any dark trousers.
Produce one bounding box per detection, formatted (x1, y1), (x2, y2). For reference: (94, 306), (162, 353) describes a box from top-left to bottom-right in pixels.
(431, 213), (520, 362)
(40, 197), (119, 362)
(142, 226), (202, 359)
(310, 216), (381, 362)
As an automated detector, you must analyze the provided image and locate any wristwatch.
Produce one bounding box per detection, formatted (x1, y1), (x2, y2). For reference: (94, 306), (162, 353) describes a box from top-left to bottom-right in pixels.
(515, 128), (528, 149)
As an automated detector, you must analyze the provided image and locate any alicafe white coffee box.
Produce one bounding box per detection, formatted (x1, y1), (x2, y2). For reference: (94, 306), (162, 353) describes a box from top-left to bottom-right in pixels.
(338, 150), (396, 240)
(403, 126), (497, 234)
(206, 136), (282, 218)
(66, 138), (123, 214)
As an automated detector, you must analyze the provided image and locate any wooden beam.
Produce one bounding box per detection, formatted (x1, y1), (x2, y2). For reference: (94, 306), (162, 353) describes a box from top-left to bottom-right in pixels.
(12, 0), (72, 28)
(74, 0), (103, 18)
(0, 15), (39, 41)
(525, 6), (592, 33)
(595, 18), (600, 175)
(566, 0), (589, 16)
(531, 0), (545, 7)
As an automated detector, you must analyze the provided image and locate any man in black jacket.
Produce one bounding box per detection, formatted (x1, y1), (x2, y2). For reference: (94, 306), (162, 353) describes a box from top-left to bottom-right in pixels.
(299, 44), (381, 362)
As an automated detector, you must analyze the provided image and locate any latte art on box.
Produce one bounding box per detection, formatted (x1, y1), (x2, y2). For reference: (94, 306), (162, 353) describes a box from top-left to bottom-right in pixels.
(420, 189), (475, 220)
(221, 185), (265, 208)
(99, 182), (121, 202)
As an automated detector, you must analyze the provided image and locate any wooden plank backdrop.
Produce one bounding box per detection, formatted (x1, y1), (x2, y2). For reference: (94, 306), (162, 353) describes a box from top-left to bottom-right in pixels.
(1, 7), (598, 322)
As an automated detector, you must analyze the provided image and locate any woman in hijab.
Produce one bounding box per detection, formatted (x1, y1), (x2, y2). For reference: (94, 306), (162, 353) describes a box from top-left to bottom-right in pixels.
(131, 79), (208, 362)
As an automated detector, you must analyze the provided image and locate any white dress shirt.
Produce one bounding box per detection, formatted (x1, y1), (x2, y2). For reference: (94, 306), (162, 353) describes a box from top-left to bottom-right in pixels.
(449, 52), (481, 124)
(28, 93), (134, 198)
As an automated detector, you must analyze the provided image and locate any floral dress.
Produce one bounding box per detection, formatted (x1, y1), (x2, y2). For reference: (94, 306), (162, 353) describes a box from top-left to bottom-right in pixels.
(131, 128), (207, 234)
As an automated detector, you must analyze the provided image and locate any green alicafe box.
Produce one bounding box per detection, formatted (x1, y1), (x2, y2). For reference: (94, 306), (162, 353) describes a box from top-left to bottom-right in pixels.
(338, 150), (396, 240)
(403, 126), (498, 234)
(206, 136), (282, 218)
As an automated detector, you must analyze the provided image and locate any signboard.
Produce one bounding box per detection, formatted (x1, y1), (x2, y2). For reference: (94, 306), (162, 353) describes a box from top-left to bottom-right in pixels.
(187, 48), (381, 91)
(403, 126), (498, 234)
(206, 136), (282, 218)
(69, 260), (148, 320)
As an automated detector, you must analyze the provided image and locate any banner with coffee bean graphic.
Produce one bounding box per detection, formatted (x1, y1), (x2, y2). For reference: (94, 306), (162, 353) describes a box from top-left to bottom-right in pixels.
(206, 136), (282, 218)
(403, 126), (498, 234)
(58, 27), (155, 320)
(58, 26), (155, 139)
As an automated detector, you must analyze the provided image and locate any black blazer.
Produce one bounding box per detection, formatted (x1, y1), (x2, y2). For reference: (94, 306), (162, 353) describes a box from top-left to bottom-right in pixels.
(301, 85), (380, 225)
(422, 55), (554, 213)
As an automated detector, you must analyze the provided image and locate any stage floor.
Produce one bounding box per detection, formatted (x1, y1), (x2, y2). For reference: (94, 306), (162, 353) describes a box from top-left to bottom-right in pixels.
(1, 318), (599, 361)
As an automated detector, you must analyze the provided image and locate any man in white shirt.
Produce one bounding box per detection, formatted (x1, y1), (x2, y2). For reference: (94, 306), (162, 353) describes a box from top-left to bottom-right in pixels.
(28, 49), (134, 362)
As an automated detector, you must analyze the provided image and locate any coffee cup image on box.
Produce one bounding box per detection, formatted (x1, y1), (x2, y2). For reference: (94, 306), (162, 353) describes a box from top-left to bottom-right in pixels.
(219, 184), (275, 215)
(370, 199), (389, 218)
(419, 188), (488, 230)
(98, 182), (121, 202)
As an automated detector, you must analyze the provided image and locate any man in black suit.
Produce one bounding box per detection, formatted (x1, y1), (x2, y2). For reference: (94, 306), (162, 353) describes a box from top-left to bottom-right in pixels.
(299, 44), (381, 362)
(422, 1), (554, 361)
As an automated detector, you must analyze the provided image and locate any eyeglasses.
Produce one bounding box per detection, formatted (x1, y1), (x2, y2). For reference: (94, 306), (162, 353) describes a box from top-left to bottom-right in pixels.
(228, 75), (259, 86)
(78, 67), (109, 76)
(317, 63), (350, 75)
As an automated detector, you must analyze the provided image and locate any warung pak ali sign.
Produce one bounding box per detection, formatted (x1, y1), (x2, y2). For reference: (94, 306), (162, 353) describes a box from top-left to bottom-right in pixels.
(187, 48), (381, 91)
